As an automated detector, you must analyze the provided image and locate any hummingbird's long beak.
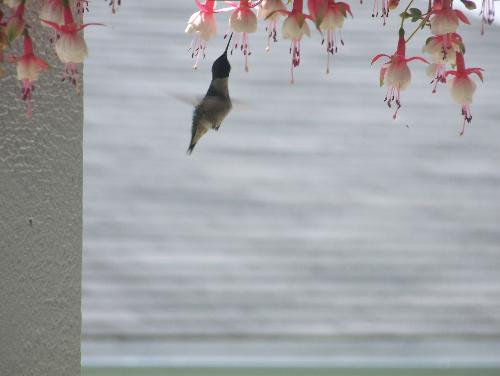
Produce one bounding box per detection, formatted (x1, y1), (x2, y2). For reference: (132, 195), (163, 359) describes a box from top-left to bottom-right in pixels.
(224, 33), (233, 54)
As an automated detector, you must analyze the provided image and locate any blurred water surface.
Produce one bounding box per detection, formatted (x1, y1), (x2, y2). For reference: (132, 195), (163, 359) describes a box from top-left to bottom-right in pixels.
(82, 0), (500, 367)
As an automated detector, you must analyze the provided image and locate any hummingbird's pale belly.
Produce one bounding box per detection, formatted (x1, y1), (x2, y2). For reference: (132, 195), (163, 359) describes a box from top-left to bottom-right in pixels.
(190, 97), (232, 150)
(195, 96), (232, 129)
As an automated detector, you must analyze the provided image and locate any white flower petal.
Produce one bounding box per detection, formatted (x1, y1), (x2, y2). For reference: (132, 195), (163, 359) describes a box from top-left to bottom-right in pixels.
(257, 0), (286, 20)
(55, 33), (88, 64)
(386, 61), (411, 91)
(282, 14), (310, 40)
(229, 8), (257, 33)
(430, 10), (459, 35)
(450, 75), (476, 104)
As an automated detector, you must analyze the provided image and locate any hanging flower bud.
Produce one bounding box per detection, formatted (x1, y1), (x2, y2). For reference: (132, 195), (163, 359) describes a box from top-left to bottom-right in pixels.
(318, 0), (353, 74)
(41, 2), (103, 94)
(320, 0), (351, 30)
(423, 32), (463, 92)
(262, 0), (313, 82)
(273, 0), (313, 83)
(283, 12), (311, 81)
(185, 0), (217, 69)
(444, 52), (484, 135)
(429, 0), (470, 35)
(371, 29), (428, 119)
(423, 33), (462, 65)
(8, 32), (49, 118)
(227, 0), (259, 72)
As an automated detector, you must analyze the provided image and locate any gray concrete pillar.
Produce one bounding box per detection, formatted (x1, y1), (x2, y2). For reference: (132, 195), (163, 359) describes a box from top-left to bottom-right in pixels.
(0, 4), (83, 376)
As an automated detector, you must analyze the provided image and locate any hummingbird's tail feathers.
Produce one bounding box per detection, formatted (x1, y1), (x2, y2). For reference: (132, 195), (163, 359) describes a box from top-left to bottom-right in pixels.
(186, 142), (196, 155)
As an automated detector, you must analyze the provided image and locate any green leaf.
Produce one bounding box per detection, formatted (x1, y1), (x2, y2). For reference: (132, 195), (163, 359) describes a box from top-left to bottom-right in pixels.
(408, 7), (422, 22)
(460, 0), (476, 10)
(409, 8), (422, 17)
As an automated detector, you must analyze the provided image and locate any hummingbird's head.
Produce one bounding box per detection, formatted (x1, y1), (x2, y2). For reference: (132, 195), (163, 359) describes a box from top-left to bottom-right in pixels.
(211, 52), (231, 79)
(211, 33), (233, 80)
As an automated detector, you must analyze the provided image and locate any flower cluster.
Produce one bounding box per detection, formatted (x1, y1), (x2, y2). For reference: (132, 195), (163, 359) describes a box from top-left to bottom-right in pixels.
(185, 0), (493, 134)
(0, 0), (117, 117)
(0, 0), (492, 134)
(371, 0), (485, 133)
(425, 0), (483, 134)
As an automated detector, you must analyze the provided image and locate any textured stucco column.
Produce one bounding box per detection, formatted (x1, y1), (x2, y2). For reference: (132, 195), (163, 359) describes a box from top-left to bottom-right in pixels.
(0, 4), (83, 376)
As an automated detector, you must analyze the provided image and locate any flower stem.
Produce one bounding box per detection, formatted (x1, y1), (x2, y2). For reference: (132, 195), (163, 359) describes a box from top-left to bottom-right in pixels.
(405, 14), (430, 43)
(455, 52), (465, 72)
(400, 0), (415, 28)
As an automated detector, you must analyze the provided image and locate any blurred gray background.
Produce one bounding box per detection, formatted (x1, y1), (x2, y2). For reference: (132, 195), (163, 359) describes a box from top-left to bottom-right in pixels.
(82, 0), (500, 368)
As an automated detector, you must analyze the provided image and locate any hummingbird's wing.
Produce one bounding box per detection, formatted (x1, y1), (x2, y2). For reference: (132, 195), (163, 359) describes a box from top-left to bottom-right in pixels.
(171, 93), (249, 110)
(172, 94), (203, 107)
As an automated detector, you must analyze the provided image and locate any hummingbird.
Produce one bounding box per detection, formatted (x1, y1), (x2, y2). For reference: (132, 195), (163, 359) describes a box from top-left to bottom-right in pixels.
(187, 33), (234, 154)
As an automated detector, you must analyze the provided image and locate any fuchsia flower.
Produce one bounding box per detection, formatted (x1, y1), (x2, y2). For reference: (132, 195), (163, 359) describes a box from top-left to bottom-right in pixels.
(267, 0), (312, 83)
(429, 0), (470, 35)
(41, 2), (102, 94)
(317, 0), (353, 74)
(6, 2), (25, 43)
(444, 52), (484, 135)
(185, 0), (217, 69)
(9, 33), (49, 118)
(40, 0), (67, 26)
(283, 12), (311, 82)
(257, 0), (287, 51)
(371, 29), (429, 119)
(320, 0), (352, 30)
(423, 32), (463, 92)
(226, 0), (260, 72)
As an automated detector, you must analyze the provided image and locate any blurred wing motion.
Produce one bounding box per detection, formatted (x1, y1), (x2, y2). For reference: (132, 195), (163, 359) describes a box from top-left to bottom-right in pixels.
(171, 93), (202, 107)
(171, 93), (249, 110)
